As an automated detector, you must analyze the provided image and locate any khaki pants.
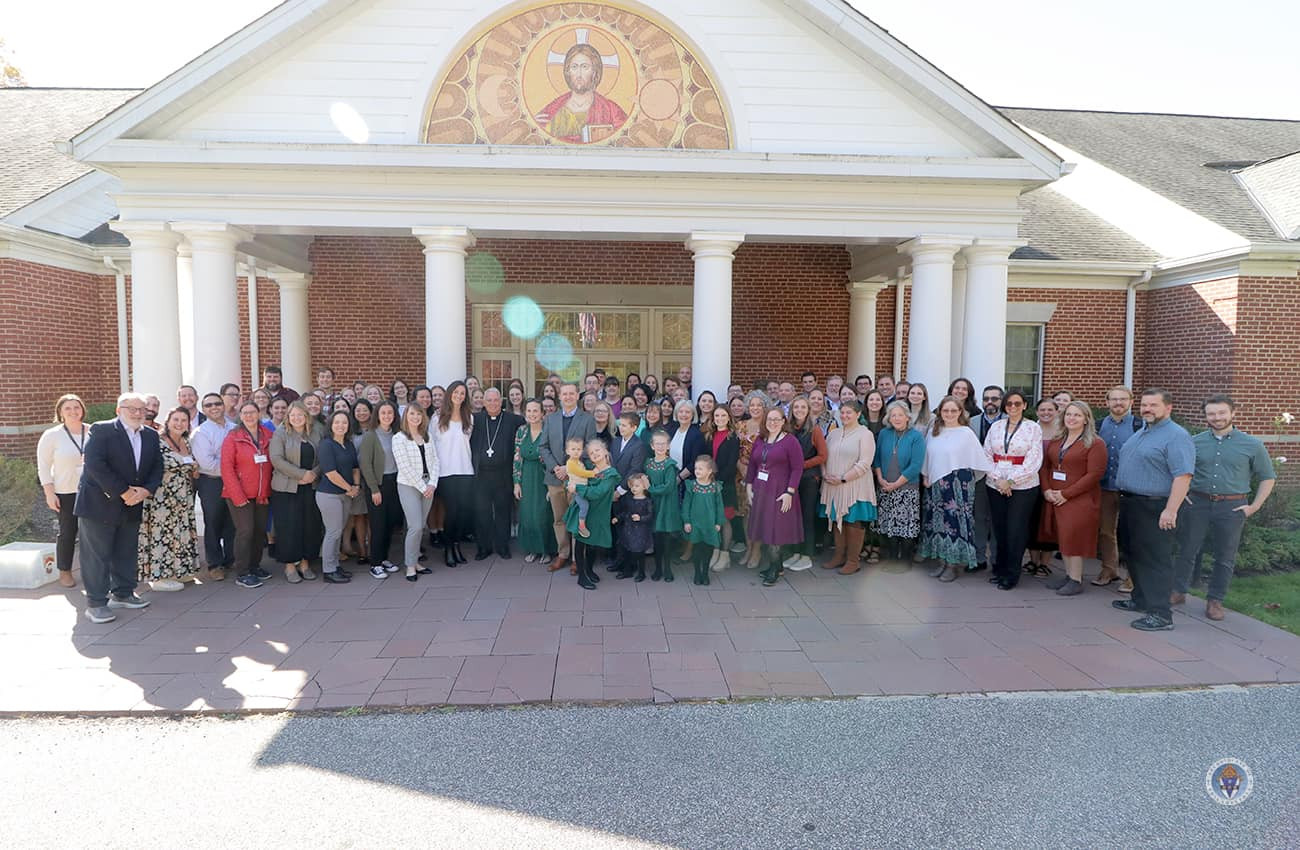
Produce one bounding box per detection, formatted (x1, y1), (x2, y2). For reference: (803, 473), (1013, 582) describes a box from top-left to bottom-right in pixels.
(547, 484), (574, 560)
(1098, 489), (1121, 573)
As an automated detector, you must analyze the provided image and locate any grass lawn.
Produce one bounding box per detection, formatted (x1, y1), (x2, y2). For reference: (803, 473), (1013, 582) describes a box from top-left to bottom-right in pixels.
(1193, 573), (1300, 636)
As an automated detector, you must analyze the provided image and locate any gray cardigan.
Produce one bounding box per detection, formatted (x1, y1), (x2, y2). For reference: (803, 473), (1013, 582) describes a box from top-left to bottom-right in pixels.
(358, 428), (393, 492)
(269, 427), (321, 494)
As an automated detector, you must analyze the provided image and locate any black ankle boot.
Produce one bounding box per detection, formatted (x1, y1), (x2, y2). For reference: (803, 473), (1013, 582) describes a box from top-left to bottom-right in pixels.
(443, 545), (457, 568)
(452, 543), (467, 564)
(577, 560), (596, 590)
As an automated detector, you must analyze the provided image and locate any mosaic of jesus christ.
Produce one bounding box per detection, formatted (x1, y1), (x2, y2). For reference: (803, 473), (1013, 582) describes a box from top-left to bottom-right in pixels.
(534, 42), (629, 143)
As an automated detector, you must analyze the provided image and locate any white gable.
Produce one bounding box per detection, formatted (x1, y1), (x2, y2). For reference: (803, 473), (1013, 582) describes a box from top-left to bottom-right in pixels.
(137, 0), (1004, 158)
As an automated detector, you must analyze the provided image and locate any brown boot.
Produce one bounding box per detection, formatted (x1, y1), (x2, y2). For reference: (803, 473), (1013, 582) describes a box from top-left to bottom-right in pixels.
(1091, 566), (1118, 587)
(822, 526), (847, 570)
(1206, 599), (1225, 621)
(839, 525), (866, 575)
(1170, 591), (1186, 605)
(546, 555), (567, 572)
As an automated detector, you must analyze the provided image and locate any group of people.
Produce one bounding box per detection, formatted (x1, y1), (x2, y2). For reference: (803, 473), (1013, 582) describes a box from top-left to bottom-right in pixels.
(39, 364), (1276, 632)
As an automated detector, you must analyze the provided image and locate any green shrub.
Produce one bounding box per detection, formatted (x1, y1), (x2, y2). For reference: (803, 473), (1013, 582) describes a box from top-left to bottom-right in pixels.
(85, 402), (117, 423)
(1232, 487), (1300, 574)
(0, 455), (41, 545)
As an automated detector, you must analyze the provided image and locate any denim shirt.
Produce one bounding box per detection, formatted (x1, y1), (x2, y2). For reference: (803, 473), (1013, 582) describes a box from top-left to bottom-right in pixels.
(1098, 413), (1143, 491)
(1114, 417), (1195, 498)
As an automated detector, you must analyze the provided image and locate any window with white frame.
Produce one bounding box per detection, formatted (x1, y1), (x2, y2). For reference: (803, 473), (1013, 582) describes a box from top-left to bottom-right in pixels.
(1005, 324), (1044, 402)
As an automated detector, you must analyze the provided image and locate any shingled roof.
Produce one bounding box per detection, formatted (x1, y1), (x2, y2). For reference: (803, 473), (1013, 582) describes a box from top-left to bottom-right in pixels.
(1002, 107), (1300, 244)
(1013, 186), (1159, 263)
(0, 88), (139, 218)
(1236, 151), (1300, 240)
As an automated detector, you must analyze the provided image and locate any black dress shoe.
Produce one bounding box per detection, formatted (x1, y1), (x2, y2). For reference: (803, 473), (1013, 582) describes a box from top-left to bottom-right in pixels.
(965, 562), (987, 574)
(987, 574), (1000, 583)
(996, 578), (1016, 590)
(444, 546), (457, 568)
(496, 548), (511, 560)
(474, 550), (492, 561)
(337, 567), (352, 579)
(405, 572), (418, 583)
(1112, 599), (1141, 612)
(323, 571), (351, 584)
(416, 566), (433, 575)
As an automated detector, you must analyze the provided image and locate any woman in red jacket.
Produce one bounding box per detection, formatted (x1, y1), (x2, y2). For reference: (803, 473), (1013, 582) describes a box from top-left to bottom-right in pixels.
(222, 402), (274, 589)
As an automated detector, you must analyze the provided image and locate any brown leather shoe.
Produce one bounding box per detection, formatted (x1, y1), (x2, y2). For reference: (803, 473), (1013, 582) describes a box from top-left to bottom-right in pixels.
(838, 560), (861, 575)
(57, 571), (76, 588)
(546, 556), (566, 573)
(1090, 568), (1118, 587)
(1170, 591), (1186, 605)
(1206, 599), (1225, 621)
(207, 567), (226, 582)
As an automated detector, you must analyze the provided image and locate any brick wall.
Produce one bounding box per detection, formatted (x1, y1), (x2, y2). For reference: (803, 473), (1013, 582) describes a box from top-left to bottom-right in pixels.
(1009, 287), (1128, 404)
(0, 259), (123, 457)
(1138, 278), (1238, 422)
(306, 237), (854, 393)
(235, 274), (283, 393)
(1233, 276), (1300, 433)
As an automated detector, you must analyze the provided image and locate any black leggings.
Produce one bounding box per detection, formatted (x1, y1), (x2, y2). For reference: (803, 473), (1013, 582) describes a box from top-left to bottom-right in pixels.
(367, 472), (403, 563)
(692, 543), (714, 571)
(55, 493), (79, 572)
(797, 475), (820, 556)
(989, 486), (1039, 585)
(437, 474), (475, 543)
(653, 532), (675, 576)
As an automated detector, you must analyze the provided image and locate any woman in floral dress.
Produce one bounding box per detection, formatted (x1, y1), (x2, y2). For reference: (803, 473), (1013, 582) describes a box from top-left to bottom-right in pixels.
(138, 407), (200, 590)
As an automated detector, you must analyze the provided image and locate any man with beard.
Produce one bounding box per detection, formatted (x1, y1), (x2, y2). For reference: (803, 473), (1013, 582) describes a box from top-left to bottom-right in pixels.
(536, 43), (628, 143)
(259, 364), (299, 404)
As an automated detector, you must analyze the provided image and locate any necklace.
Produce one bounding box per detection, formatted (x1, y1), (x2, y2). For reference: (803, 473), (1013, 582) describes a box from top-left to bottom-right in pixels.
(484, 415), (503, 458)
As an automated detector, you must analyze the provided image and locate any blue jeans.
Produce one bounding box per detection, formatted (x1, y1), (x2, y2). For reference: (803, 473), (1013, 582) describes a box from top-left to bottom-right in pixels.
(1174, 494), (1248, 601)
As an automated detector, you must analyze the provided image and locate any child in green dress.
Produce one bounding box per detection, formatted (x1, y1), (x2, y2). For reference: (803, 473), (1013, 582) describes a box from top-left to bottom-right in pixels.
(564, 436), (597, 537)
(682, 455), (726, 585)
(644, 429), (682, 582)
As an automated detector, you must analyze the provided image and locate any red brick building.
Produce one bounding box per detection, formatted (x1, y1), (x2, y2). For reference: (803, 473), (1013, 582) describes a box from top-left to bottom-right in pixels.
(2, 1), (1298, 476)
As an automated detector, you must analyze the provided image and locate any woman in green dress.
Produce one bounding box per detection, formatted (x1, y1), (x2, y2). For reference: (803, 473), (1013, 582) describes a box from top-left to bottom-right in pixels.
(564, 439), (621, 590)
(513, 399), (557, 564)
(681, 455), (726, 586)
(645, 428), (683, 582)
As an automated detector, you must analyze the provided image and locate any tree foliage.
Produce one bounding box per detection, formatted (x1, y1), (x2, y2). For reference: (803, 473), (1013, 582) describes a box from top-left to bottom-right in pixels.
(0, 37), (26, 88)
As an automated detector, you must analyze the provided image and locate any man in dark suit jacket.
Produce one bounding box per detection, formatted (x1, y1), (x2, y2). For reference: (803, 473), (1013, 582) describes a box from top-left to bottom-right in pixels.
(74, 394), (163, 623)
(537, 383), (597, 572)
(470, 388), (523, 560)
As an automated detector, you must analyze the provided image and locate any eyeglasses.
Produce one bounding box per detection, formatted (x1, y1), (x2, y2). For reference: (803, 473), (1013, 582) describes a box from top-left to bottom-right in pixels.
(982, 396), (1002, 403)
(202, 401), (223, 408)
(222, 391), (240, 398)
(120, 405), (146, 413)
(1004, 401), (1024, 408)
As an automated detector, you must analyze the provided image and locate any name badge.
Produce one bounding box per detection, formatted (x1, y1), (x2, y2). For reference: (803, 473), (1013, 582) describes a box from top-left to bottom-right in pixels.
(421, 476), (431, 489)
(756, 470), (770, 482)
(1052, 470), (1067, 482)
(253, 454), (268, 464)
(179, 456), (195, 466)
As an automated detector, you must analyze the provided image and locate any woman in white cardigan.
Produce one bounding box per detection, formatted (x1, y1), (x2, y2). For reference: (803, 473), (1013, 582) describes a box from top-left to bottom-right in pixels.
(392, 403), (439, 582)
(36, 394), (89, 588)
(921, 396), (993, 582)
(819, 400), (878, 575)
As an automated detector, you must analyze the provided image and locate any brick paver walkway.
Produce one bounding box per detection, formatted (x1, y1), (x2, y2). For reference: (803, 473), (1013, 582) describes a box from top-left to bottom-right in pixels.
(3, 554), (1298, 712)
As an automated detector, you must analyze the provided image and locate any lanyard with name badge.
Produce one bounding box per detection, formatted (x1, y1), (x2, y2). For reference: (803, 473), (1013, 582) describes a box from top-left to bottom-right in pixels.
(65, 425), (86, 464)
(1053, 436), (1076, 482)
(756, 437), (774, 481)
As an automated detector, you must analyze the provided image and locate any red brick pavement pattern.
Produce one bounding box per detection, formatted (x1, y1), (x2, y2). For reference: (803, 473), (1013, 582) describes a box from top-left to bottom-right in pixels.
(2, 554), (1297, 713)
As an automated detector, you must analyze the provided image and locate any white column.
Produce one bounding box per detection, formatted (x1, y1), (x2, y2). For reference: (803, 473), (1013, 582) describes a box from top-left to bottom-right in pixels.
(846, 279), (887, 382)
(176, 241), (195, 385)
(413, 226), (475, 386)
(949, 258), (967, 380)
(898, 235), (971, 393)
(686, 232), (744, 400)
(961, 238), (1027, 394)
(272, 271), (312, 394)
(173, 222), (247, 395)
(109, 221), (182, 398)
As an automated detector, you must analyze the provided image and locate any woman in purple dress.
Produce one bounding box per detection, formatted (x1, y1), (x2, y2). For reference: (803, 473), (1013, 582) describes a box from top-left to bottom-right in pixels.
(744, 406), (805, 586)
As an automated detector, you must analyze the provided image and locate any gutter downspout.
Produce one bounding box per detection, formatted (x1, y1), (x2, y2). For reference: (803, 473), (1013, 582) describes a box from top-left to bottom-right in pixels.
(247, 257), (260, 385)
(1123, 269), (1151, 388)
(104, 256), (128, 393)
(893, 265), (907, 379)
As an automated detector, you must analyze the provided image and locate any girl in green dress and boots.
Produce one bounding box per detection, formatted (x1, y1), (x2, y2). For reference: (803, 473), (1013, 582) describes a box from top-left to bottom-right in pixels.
(682, 456), (726, 585)
(645, 430), (682, 582)
(564, 439), (620, 590)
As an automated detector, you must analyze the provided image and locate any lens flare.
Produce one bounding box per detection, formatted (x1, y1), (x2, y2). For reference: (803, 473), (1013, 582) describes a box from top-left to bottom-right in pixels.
(535, 333), (575, 372)
(466, 252), (505, 295)
(328, 103), (370, 144)
(502, 295), (544, 339)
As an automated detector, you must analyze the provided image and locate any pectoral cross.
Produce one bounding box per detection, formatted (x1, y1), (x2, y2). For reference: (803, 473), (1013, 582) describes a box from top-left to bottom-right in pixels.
(486, 448), (495, 458)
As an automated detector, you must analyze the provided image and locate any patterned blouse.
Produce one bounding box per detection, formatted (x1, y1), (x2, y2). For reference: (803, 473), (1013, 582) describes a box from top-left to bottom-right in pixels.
(982, 417), (1044, 491)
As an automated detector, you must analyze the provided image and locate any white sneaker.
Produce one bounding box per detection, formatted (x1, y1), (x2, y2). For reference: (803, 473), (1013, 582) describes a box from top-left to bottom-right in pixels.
(782, 553), (801, 567)
(786, 555), (813, 572)
(150, 579), (184, 592)
(711, 550), (730, 572)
